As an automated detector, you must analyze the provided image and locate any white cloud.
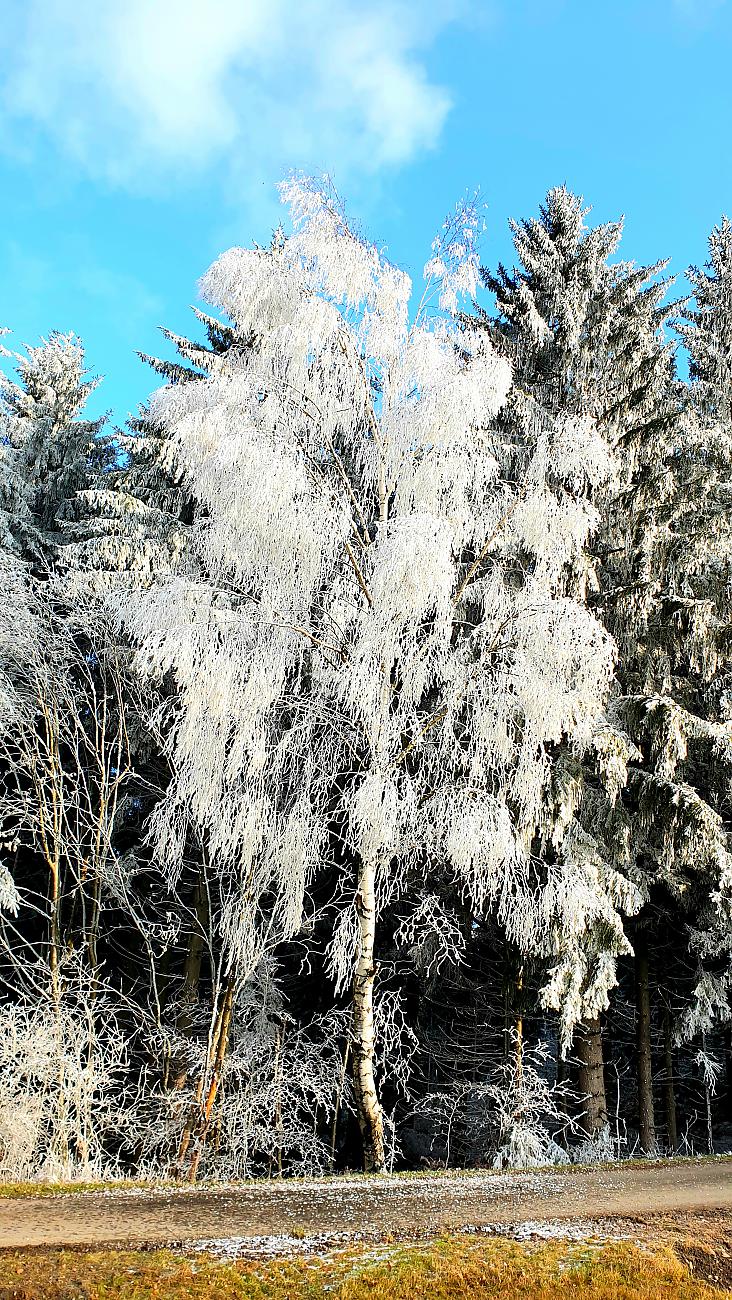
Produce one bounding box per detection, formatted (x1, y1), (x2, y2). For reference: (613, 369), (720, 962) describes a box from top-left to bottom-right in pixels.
(0, 0), (455, 190)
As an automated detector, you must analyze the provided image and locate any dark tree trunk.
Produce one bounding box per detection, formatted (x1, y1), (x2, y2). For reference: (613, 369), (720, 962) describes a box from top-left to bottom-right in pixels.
(575, 1016), (608, 1136)
(352, 858), (386, 1173)
(178, 871), (209, 1032)
(175, 973), (236, 1182)
(725, 1025), (732, 1123)
(166, 870), (210, 1091)
(662, 1001), (677, 1152)
(635, 931), (656, 1154)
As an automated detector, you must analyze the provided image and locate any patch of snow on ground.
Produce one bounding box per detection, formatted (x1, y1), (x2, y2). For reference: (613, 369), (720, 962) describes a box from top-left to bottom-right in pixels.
(187, 1216), (624, 1261)
(190, 1230), (359, 1259)
(462, 1219), (614, 1242)
(83, 1169), (570, 1201)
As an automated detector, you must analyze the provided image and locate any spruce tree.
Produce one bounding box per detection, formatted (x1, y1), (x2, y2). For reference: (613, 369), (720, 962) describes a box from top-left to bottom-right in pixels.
(62, 270), (260, 584)
(678, 215), (732, 424)
(662, 217), (732, 1050)
(480, 188), (732, 1152)
(0, 332), (111, 565)
(476, 188), (687, 1145)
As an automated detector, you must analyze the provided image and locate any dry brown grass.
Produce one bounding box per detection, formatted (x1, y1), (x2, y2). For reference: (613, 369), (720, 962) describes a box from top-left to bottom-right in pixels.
(0, 1233), (730, 1300)
(0, 1184), (106, 1200)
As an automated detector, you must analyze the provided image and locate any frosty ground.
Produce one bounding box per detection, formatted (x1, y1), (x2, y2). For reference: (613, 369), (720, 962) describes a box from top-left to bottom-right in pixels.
(1, 1157), (730, 1253)
(1, 1162), (731, 1300)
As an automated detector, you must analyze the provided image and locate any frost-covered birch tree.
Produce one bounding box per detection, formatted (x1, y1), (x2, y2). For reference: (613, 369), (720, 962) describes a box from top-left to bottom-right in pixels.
(0, 553), (148, 1179)
(117, 177), (617, 1172)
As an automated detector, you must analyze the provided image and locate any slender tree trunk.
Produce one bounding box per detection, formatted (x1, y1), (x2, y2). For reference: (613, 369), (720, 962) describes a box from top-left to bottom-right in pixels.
(635, 930), (656, 1154)
(515, 965), (524, 1090)
(574, 1016), (608, 1136)
(47, 842), (69, 1163)
(702, 1031), (715, 1155)
(182, 877), (208, 1011)
(186, 975), (235, 1183)
(177, 874), (209, 1036)
(352, 856), (386, 1173)
(724, 1025), (732, 1123)
(705, 1081), (715, 1155)
(87, 878), (102, 987)
(662, 1001), (677, 1153)
(350, 392), (390, 1177)
(49, 860), (69, 1165)
(175, 974), (236, 1182)
(274, 1023), (284, 1177)
(167, 873), (209, 1091)
(330, 1040), (350, 1169)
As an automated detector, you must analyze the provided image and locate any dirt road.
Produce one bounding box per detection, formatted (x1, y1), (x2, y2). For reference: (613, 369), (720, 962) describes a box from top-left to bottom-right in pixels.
(0, 1158), (730, 1254)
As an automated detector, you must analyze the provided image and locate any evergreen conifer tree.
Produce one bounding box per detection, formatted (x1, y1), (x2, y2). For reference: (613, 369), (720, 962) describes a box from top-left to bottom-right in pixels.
(678, 216), (732, 424)
(476, 189), (675, 1142)
(62, 262), (262, 585)
(0, 332), (110, 565)
(479, 188), (732, 1151)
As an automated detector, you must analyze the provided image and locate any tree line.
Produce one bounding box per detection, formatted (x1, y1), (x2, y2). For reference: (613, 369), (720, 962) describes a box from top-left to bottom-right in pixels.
(0, 178), (731, 1180)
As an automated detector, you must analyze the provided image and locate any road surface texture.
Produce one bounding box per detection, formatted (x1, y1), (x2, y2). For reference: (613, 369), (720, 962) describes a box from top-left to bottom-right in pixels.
(0, 1158), (730, 1255)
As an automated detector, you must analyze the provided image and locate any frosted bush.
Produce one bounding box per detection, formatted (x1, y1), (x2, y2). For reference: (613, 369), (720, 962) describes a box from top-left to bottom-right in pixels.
(410, 1036), (577, 1170)
(0, 968), (129, 1182)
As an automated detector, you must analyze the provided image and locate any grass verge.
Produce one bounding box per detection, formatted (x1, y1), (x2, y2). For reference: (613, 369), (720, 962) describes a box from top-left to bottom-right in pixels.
(0, 1235), (730, 1300)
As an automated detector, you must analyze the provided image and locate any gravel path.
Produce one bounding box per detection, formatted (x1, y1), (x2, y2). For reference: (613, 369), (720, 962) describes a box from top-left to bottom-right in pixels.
(0, 1158), (730, 1252)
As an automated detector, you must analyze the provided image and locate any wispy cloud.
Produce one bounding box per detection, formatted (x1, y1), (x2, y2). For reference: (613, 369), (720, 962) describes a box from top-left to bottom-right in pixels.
(671, 0), (727, 23)
(0, 0), (456, 191)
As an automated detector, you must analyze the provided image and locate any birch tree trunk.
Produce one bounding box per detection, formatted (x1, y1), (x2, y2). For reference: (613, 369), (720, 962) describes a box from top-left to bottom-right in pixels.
(574, 1016), (608, 1136)
(352, 857), (386, 1173)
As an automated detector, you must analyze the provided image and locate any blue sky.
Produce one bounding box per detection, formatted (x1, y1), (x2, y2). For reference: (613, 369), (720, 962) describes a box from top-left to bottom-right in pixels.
(0, 0), (730, 426)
